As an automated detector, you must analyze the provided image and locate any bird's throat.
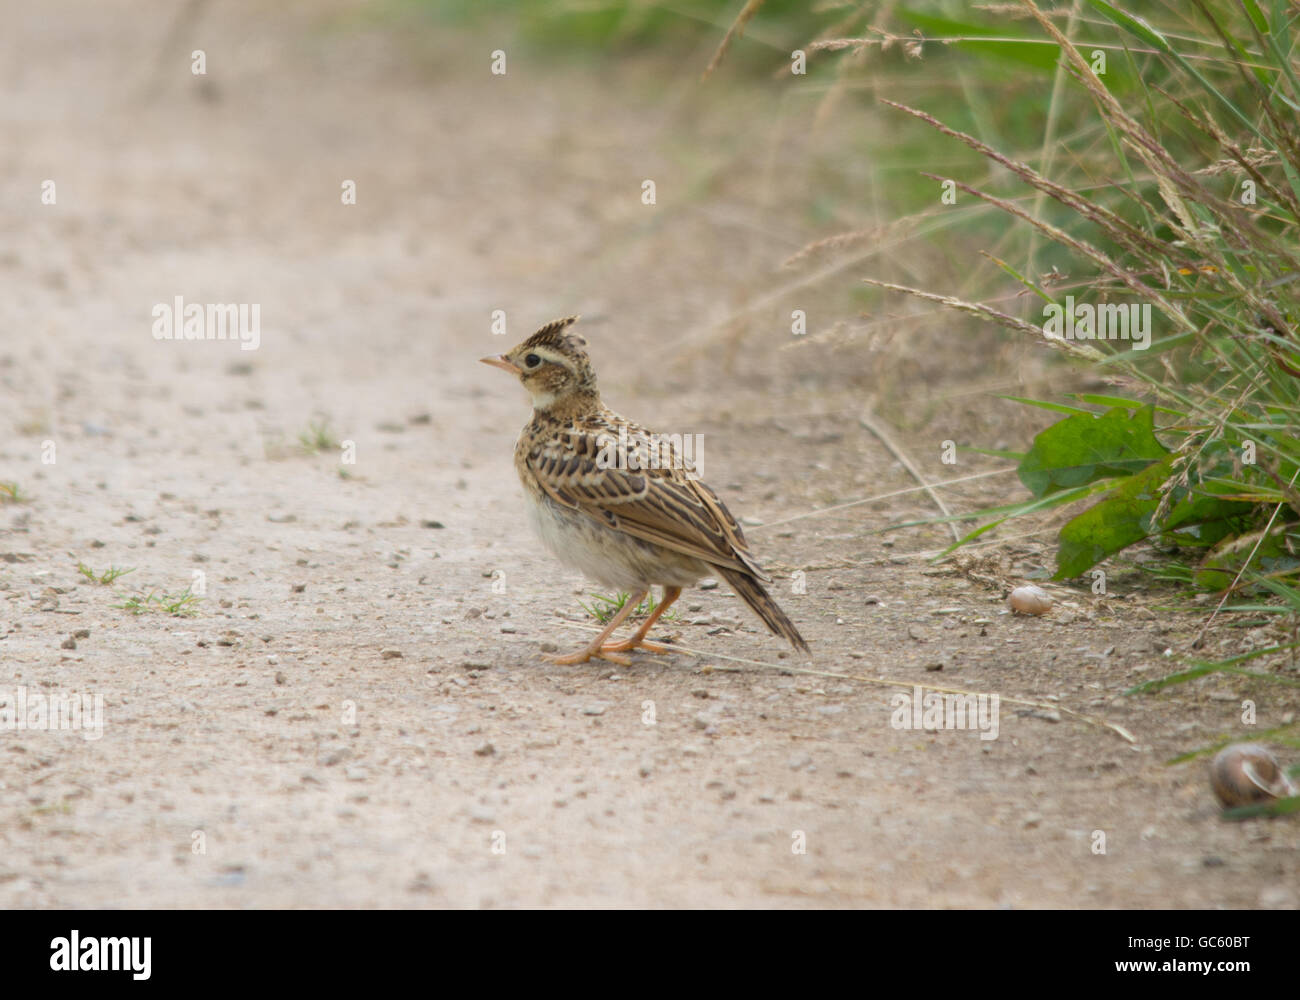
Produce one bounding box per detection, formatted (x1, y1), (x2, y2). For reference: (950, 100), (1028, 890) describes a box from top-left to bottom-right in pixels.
(533, 389), (602, 420)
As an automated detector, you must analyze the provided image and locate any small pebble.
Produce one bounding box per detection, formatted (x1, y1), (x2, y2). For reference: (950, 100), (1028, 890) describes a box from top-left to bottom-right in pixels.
(1008, 585), (1053, 615)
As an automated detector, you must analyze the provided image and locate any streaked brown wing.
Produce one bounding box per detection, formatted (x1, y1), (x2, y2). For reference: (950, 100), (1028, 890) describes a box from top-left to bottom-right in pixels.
(525, 425), (770, 581)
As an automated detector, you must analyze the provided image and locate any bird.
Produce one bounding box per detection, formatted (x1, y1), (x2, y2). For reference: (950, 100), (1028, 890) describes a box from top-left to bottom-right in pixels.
(480, 316), (809, 666)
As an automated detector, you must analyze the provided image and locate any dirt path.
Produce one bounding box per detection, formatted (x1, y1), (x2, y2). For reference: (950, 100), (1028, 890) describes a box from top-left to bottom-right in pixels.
(1, 0), (1296, 908)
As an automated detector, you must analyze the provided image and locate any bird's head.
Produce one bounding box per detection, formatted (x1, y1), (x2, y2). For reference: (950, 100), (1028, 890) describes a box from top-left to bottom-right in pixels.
(480, 316), (599, 412)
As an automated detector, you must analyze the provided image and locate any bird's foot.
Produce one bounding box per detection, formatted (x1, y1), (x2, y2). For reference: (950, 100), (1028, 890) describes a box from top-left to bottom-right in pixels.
(542, 645), (633, 667)
(602, 636), (675, 655)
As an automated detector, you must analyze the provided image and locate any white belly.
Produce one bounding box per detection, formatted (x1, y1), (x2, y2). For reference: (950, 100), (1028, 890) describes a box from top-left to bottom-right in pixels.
(525, 493), (708, 591)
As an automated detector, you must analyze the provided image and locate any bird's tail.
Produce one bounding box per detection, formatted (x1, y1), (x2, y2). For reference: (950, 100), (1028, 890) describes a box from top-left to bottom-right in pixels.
(717, 566), (810, 654)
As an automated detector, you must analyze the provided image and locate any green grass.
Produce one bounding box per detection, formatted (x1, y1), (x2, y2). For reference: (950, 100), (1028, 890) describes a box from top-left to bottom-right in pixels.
(830, 2), (1300, 593)
(801, 0), (1300, 756)
(1222, 788), (1300, 821)
(0, 481), (26, 503)
(579, 591), (682, 626)
(77, 562), (135, 585)
(115, 586), (202, 617)
(298, 419), (339, 455)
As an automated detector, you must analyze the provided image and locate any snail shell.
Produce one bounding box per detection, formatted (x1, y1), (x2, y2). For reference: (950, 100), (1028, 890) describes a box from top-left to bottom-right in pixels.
(1209, 743), (1298, 808)
(1008, 585), (1053, 616)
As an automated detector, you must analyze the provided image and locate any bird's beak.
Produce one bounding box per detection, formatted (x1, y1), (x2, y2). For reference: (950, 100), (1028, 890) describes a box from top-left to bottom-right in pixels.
(480, 354), (522, 375)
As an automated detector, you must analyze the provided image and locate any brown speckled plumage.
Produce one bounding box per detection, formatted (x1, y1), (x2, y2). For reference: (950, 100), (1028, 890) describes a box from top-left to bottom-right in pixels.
(481, 317), (808, 664)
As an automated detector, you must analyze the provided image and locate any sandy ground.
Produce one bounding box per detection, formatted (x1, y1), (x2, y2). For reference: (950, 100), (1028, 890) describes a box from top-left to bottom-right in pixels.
(1, 0), (1297, 908)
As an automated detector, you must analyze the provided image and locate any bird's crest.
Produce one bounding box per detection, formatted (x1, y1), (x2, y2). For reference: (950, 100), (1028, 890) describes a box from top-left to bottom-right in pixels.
(523, 315), (585, 352)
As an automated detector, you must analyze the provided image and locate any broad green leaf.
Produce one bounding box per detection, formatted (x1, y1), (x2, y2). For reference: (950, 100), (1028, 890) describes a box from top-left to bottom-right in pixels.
(1018, 405), (1168, 498)
(1052, 454), (1256, 579)
(1053, 454), (1174, 578)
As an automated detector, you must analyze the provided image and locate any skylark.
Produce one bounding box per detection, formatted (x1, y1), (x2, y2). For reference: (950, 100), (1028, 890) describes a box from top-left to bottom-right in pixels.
(481, 316), (809, 665)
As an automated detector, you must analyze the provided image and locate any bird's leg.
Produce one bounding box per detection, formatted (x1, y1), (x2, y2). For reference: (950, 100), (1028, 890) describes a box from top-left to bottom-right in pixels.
(605, 586), (681, 654)
(542, 588), (648, 666)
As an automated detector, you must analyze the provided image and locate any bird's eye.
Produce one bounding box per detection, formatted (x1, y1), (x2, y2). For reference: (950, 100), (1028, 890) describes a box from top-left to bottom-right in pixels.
(524, 353), (541, 368)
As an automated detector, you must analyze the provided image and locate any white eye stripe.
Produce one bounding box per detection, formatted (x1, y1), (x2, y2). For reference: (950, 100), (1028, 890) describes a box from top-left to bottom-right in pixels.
(523, 348), (573, 371)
